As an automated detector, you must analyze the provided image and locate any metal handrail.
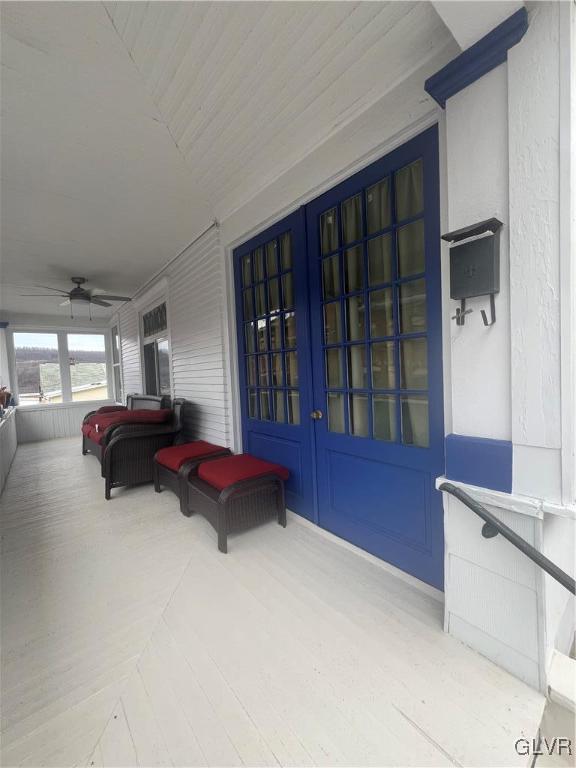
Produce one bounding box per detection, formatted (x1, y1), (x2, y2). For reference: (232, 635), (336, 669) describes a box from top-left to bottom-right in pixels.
(439, 482), (576, 595)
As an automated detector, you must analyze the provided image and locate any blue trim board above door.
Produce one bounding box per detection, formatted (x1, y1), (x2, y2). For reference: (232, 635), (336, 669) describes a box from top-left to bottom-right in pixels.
(445, 434), (512, 493)
(425, 8), (528, 108)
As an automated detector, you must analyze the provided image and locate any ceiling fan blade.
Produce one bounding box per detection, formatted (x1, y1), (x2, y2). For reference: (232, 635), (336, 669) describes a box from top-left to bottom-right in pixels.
(60, 299), (71, 306)
(90, 298), (112, 307)
(18, 293), (69, 297)
(91, 294), (131, 302)
(32, 285), (71, 294)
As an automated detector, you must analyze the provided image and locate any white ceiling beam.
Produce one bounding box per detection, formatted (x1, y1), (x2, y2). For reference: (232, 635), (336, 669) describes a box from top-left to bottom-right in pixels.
(432, 1), (524, 50)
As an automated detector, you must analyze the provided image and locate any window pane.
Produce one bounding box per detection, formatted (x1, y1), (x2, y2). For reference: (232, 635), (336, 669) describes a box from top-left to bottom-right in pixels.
(344, 246), (363, 293)
(282, 273), (294, 310)
(325, 348), (343, 388)
(349, 394), (369, 437)
(111, 326), (120, 365)
(400, 338), (428, 389)
(342, 194), (362, 244)
(257, 319), (268, 352)
(286, 351), (298, 386)
(366, 178), (391, 234)
(247, 356), (257, 387)
(280, 232), (292, 270)
(373, 395), (396, 441)
(156, 338), (171, 396)
(347, 345), (367, 389)
(398, 219), (425, 277)
(255, 284), (267, 317)
(284, 312), (297, 348)
(268, 278), (280, 313)
(322, 255), (340, 300)
(243, 289), (254, 321)
(345, 295), (366, 341)
(113, 366), (122, 403)
(143, 342), (157, 396)
(324, 302), (342, 345)
(287, 390), (300, 424)
(327, 392), (345, 433)
(242, 254), (251, 286)
(371, 342), (395, 389)
(248, 389), (258, 418)
(260, 390), (271, 421)
(274, 390), (285, 423)
(245, 322), (256, 354)
(395, 159), (423, 221)
(368, 234), (393, 286)
(253, 247), (265, 281)
(320, 208), (338, 255)
(142, 302), (167, 338)
(266, 240), (278, 276)
(269, 315), (282, 350)
(400, 279), (427, 333)
(68, 334), (108, 403)
(258, 355), (269, 386)
(270, 354), (283, 386)
(401, 396), (429, 447)
(370, 289), (393, 338)
(14, 332), (61, 405)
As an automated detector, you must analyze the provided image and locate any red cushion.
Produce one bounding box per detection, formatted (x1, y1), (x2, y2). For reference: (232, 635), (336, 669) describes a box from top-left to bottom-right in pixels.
(81, 424), (102, 444)
(81, 423), (92, 437)
(92, 408), (172, 432)
(198, 454), (289, 492)
(155, 441), (227, 472)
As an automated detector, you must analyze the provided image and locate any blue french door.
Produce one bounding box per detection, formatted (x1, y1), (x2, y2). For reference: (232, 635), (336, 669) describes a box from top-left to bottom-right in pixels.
(233, 210), (316, 519)
(234, 126), (444, 588)
(306, 126), (444, 589)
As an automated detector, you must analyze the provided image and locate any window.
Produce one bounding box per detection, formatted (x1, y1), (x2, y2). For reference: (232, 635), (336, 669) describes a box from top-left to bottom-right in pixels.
(12, 331), (111, 406)
(141, 301), (171, 397)
(111, 325), (122, 402)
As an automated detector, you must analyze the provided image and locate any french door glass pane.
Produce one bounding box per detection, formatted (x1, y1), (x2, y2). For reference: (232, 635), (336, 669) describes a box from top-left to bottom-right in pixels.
(287, 390), (300, 424)
(327, 392), (345, 433)
(270, 354), (283, 386)
(255, 284), (267, 316)
(370, 289), (393, 337)
(248, 389), (257, 418)
(347, 345), (367, 389)
(395, 159), (423, 221)
(325, 348), (343, 388)
(286, 351), (299, 386)
(398, 219), (425, 277)
(322, 255), (340, 300)
(268, 279), (280, 313)
(247, 356), (257, 386)
(366, 178), (391, 234)
(320, 208), (338, 254)
(266, 240), (278, 276)
(243, 289), (254, 320)
(371, 342), (395, 389)
(257, 320), (268, 351)
(284, 312), (297, 348)
(400, 279), (427, 333)
(258, 355), (269, 386)
(274, 390), (285, 423)
(368, 234), (393, 286)
(324, 302), (342, 344)
(245, 322), (256, 354)
(342, 194), (362, 244)
(346, 296), (366, 341)
(400, 338), (428, 389)
(260, 390), (271, 420)
(269, 316), (282, 350)
(280, 232), (292, 269)
(344, 246), (364, 293)
(401, 396), (429, 447)
(242, 254), (251, 286)
(349, 394), (369, 437)
(254, 248), (265, 281)
(373, 395), (396, 441)
(282, 273), (294, 309)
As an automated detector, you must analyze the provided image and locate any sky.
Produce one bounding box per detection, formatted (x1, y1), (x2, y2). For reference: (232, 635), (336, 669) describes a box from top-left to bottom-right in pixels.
(13, 332), (105, 351)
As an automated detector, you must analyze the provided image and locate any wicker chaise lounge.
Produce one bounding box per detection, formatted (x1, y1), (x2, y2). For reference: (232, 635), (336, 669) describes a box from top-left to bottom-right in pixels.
(184, 454), (289, 553)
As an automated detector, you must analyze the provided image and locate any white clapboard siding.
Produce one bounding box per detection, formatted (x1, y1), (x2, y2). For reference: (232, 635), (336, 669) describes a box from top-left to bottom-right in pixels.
(0, 409), (17, 493)
(15, 402), (114, 444)
(118, 302), (143, 401)
(167, 227), (229, 445)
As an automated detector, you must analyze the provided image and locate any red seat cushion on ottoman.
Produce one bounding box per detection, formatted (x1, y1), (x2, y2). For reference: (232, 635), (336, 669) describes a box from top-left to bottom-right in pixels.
(155, 441), (227, 472)
(198, 454), (289, 492)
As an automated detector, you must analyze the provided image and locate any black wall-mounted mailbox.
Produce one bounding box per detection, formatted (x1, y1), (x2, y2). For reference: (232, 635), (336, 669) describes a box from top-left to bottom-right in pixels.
(442, 217), (503, 326)
(449, 234), (499, 300)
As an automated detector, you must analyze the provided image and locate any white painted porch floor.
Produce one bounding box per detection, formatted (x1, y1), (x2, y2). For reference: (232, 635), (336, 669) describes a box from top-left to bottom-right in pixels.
(1, 438), (544, 768)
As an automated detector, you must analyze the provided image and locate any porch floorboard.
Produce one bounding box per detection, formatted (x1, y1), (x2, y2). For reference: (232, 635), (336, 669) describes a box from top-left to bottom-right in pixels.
(1, 438), (544, 767)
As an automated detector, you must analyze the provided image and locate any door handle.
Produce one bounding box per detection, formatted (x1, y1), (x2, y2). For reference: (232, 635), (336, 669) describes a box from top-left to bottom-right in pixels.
(310, 409), (323, 420)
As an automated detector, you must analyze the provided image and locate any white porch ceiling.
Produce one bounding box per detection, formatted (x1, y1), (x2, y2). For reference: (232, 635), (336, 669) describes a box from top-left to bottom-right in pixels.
(1, 1), (454, 318)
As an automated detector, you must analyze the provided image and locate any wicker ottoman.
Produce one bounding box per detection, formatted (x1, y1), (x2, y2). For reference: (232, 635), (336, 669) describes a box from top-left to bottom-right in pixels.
(185, 454), (289, 553)
(153, 441), (231, 513)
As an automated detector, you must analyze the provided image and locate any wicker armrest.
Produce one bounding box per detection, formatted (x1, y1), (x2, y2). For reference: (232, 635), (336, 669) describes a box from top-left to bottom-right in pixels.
(217, 474), (283, 505)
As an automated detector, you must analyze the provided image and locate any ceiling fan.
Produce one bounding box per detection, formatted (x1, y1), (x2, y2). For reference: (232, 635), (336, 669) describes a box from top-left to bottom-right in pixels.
(20, 277), (131, 318)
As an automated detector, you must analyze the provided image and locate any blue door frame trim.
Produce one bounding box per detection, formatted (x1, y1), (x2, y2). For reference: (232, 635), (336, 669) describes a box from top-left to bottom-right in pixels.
(425, 8), (528, 108)
(445, 434), (512, 493)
